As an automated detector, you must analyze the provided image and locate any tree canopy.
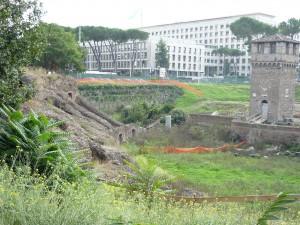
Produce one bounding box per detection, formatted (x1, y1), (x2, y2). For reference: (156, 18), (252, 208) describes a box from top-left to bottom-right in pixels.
(278, 18), (300, 39)
(230, 17), (277, 50)
(155, 39), (169, 69)
(0, 0), (44, 107)
(80, 26), (148, 72)
(35, 23), (86, 72)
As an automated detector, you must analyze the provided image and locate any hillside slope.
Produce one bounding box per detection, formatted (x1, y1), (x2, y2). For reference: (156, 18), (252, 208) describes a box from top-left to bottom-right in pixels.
(21, 70), (134, 176)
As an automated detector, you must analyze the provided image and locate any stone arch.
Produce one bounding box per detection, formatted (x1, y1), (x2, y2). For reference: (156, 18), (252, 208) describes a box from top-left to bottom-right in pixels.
(131, 129), (136, 137)
(261, 100), (268, 120)
(67, 91), (73, 99)
(118, 133), (124, 144)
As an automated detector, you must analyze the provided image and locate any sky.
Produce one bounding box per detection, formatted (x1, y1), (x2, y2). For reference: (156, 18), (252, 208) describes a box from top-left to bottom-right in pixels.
(40, 0), (300, 28)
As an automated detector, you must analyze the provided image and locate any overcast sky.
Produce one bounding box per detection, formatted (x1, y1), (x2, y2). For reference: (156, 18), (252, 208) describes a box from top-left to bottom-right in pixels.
(40, 0), (299, 28)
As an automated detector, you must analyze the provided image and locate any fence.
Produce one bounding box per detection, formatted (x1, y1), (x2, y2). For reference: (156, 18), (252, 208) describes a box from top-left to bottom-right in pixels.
(164, 194), (300, 203)
(65, 72), (250, 84)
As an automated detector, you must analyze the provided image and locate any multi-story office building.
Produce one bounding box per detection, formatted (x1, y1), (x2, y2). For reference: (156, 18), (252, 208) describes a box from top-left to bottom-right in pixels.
(139, 13), (276, 77)
(84, 37), (206, 78)
(84, 13), (289, 78)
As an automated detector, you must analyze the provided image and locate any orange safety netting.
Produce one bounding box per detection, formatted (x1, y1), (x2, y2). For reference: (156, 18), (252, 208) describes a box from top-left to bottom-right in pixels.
(77, 78), (203, 97)
(145, 142), (246, 154)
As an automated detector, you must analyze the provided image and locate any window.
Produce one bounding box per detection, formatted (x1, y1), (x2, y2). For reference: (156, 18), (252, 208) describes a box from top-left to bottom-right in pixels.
(178, 63), (181, 69)
(293, 44), (297, 55)
(286, 43), (289, 54)
(188, 56), (191, 62)
(178, 47), (181, 53)
(270, 43), (276, 54)
(178, 55), (181, 61)
(172, 55), (175, 61)
(183, 56), (186, 61)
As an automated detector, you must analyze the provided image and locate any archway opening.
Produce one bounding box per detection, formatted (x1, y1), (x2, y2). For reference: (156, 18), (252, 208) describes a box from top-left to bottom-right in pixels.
(261, 100), (268, 120)
(131, 129), (136, 137)
(118, 133), (123, 144)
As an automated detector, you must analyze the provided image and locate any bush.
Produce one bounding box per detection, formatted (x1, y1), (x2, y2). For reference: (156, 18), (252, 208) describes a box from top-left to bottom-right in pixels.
(120, 102), (172, 126)
(0, 105), (83, 181)
(123, 156), (174, 197)
(0, 69), (35, 108)
(160, 110), (186, 126)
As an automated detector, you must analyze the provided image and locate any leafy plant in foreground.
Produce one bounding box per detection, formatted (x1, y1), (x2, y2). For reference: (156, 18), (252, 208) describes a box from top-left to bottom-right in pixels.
(0, 105), (83, 181)
(257, 192), (297, 225)
(123, 156), (174, 198)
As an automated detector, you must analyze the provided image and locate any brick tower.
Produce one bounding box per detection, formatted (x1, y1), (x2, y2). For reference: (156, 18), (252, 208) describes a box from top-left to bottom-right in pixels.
(250, 34), (300, 123)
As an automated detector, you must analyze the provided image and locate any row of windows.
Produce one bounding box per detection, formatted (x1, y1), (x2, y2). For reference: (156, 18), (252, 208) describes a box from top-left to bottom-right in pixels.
(150, 24), (231, 36)
(152, 30), (233, 38)
(87, 52), (147, 61)
(169, 55), (200, 62)
(86, 43), (147, 54)
(257, 43), (298, 55)
(171, 63), (199, 71)
(166, 46), (202, 54)
(87, 61), (146, 69)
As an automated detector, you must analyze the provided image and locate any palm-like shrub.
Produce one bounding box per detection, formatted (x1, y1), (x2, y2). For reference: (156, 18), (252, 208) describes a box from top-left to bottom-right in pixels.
(123, 156), (174, 197)
(0, 105), (82, 181)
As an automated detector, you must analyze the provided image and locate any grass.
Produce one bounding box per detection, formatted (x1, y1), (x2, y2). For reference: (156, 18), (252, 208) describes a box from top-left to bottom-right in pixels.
(1, 165), (299, 225)
(175, 83), (250, 114)
(176, 83), (300, 113)
(144, 152), (300, 196)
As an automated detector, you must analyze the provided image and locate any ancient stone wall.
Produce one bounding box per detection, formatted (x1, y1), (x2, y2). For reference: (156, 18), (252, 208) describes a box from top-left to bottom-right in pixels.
(187, 114), (233, 126)
(232, 120), (300, 144)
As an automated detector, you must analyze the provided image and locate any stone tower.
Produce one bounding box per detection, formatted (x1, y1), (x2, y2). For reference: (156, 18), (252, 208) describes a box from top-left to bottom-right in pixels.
(250, 34), (300, 123)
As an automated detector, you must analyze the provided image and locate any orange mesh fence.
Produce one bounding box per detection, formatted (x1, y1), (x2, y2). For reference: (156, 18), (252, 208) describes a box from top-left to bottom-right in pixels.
(144, 141), (246, 154)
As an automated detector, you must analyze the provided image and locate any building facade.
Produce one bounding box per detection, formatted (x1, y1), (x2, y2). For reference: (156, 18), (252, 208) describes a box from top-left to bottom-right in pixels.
(250, 34), (300, 123)
(139, 13), (276, 77)
(83, 37), (206, 78)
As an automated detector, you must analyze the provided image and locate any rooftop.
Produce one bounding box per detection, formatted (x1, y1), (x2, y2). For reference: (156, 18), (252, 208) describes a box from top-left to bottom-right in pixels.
(139, 13), (275, 29)
(252, 34), (300, 43)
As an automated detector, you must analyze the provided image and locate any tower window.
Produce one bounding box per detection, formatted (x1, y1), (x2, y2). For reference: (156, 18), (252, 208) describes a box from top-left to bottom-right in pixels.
(258, 43), (264, 54)
(286, 43), (289, 54)
(270, 43), (276, 54)
(293, 44), (297, 55)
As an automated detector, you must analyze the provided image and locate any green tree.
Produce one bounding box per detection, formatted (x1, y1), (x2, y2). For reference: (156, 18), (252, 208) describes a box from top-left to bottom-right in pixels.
(230, 17), (277, 51)
(0, 0), (43, 108)
(126, 29), (149, 77)
(105, 28), (129, 73)
(155, 39), (169, 69)
(213, 47), (245, 76)
(36, 23), (86, 72)
(278, 18), (300, 39)
(80, 26), (108, 71)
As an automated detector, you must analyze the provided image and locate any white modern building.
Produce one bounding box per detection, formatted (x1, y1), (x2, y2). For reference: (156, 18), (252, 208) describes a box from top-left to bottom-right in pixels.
(139, 13), (276, 77)
(84, 37), (206, 78)
(84, 13), (286, 78)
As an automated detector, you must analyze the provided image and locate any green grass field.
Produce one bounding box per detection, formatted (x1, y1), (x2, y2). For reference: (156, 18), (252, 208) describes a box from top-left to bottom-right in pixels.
(175, 83), (250, 114)
(145, 152), (300, 196)
(175, 83), (300, 114)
